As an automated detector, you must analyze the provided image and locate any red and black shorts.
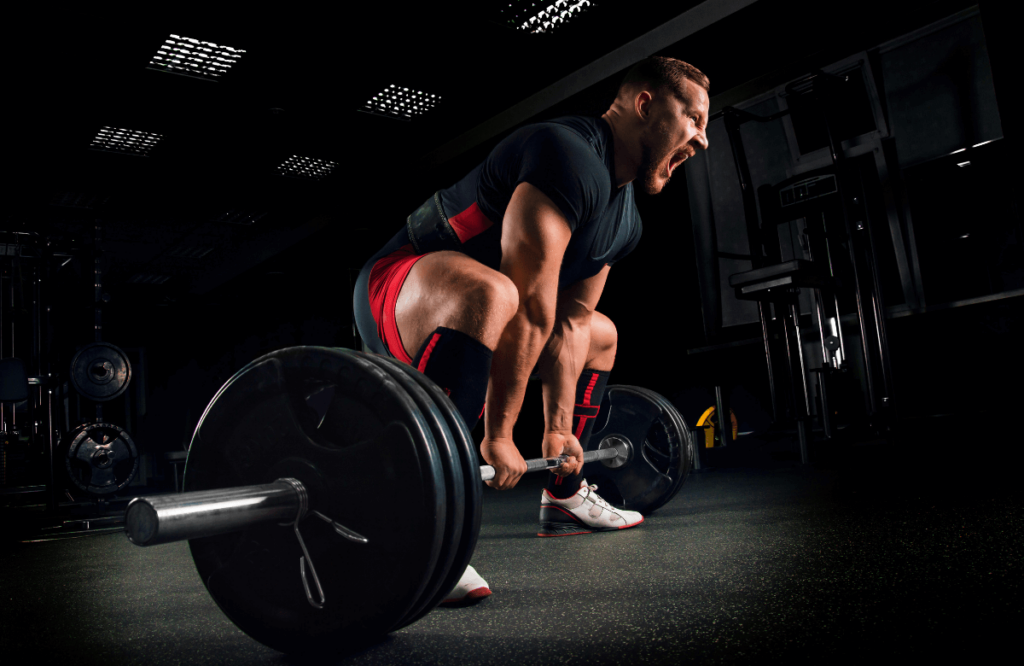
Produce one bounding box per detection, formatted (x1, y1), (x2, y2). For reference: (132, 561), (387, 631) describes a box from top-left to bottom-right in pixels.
(352, 198), (494, 365)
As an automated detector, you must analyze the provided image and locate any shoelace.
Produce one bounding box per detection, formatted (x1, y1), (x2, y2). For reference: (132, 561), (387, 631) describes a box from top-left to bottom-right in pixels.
(583, 484), (616, 511)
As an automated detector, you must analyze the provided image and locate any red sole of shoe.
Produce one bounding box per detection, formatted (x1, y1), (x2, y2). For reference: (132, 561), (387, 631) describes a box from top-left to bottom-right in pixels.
(537, 516), (644, 537)
(441, 586), (492, 604)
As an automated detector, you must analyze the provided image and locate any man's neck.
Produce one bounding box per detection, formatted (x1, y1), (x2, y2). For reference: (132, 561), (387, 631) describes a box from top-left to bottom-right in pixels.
(600, 111), (637, 189)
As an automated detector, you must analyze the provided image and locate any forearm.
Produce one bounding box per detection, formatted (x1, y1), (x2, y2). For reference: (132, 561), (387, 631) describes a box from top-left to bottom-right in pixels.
(484, 307), (554, 440)
(537, 313), (592, 435)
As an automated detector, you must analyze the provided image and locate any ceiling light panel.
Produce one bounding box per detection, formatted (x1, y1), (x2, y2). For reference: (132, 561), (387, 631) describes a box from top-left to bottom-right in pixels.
(90, 127), (163, 156)
(359, 85), (441, 121)
(278, 155), (338, 181)
(501, 0), (595, 34)
(148, 34), (246, 80)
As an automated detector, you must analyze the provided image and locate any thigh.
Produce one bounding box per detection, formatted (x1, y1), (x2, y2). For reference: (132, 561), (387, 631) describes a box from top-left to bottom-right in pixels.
(395, 251), (514, 362)
(364, 242), (429, 363)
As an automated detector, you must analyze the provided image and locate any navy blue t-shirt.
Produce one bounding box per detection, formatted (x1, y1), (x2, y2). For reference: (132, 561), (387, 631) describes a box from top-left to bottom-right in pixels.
(438, 116), (642, 290)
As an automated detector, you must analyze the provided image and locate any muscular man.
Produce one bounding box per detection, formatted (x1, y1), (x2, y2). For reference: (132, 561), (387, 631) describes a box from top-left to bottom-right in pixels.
(353, 56), (709, 602)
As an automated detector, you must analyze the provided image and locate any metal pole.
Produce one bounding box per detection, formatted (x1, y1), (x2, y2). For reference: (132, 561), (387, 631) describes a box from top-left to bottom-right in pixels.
(714, 385), (730, 446)
(758, 302), (778, 423)
(1, 258), (5, 437)
(41, 248), (57, 514)
(93, 226), (103, 424)
(812, 77), (878, 417)
(853, 167), (898, 421)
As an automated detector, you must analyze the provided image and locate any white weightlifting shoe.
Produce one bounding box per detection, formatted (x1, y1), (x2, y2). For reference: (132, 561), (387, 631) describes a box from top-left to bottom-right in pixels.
(538, 479), (644, 537)
(440, 564), (491, 605)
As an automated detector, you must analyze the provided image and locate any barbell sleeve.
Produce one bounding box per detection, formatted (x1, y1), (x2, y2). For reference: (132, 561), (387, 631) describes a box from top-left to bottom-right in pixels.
(125, 479), (304, 547)
(125, 441), (628, 547)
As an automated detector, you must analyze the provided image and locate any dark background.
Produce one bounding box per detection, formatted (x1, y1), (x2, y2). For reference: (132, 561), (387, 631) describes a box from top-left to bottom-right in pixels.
(2, 0), (1021, 487)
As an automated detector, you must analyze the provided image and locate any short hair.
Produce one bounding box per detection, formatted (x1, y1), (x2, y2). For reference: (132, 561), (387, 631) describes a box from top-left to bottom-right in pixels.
(617, 56), (710, 102)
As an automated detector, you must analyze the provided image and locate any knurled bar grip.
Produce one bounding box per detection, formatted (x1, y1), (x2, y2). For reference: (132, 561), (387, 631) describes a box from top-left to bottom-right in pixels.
(478, 446), (619, 481)
(125, 446), (621, 547)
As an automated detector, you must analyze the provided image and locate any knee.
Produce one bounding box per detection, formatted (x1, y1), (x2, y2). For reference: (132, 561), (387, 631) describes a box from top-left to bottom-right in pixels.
(589, 311), (617, 367)
(468, 271), (519, 327)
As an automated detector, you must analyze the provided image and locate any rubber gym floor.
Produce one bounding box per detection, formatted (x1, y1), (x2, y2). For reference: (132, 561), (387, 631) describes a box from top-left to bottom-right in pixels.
(2, 418), (1021, 665)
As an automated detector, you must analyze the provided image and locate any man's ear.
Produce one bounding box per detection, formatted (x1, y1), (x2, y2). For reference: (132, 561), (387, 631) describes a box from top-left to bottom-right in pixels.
(634, 90), (654, 121)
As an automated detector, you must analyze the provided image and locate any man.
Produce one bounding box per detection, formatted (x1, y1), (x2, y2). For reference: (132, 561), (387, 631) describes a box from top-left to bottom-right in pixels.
(353, 56), (709, 602)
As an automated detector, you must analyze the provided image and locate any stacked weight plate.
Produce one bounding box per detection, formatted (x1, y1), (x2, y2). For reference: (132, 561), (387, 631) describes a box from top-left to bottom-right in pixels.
(584, 385), (693, 514)
(357, 353), (483, 629)
(183, 347), (451, 654)
(178, 348), (689, 655)
(630, 386), (694, 510)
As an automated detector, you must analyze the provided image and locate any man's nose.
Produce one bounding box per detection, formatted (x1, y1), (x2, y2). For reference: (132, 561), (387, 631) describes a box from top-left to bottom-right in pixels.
(692, 129), (709, 151)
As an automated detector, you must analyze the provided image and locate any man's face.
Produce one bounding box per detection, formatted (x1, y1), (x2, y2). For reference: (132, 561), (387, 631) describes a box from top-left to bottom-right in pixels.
(636, 78), (710, 195)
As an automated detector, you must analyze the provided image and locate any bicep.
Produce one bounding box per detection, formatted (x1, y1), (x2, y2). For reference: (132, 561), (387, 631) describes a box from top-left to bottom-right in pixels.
(500, 182), (572, 323)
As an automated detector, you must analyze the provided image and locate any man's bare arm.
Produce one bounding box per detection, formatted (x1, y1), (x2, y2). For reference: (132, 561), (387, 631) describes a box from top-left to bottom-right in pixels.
(481, 182), (572, 488)
(536, 264), (610, 470)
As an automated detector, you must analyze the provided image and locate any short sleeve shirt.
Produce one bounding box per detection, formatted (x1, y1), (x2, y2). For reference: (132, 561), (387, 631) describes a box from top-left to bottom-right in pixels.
(438, 116), (642, 290)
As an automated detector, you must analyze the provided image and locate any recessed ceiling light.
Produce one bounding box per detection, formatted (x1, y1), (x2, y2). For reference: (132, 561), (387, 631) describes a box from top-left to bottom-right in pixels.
(148, 34), (246, 80)
(501, 0), (595, 34)
(278, 155), (338, 181)
(89, 127), (163, 156)
(358, 84), (442, 121)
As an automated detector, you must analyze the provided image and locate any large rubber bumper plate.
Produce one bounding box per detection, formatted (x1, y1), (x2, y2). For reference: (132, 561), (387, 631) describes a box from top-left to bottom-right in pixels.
(380, 354), (483, 627)
(183, 347), (446, 655)
(585, 385), (691, 514)
(351, 350), (464, 628)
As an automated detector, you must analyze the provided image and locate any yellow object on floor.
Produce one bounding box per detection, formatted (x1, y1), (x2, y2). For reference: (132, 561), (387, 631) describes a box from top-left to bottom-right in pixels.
(696, 406), (738, 448)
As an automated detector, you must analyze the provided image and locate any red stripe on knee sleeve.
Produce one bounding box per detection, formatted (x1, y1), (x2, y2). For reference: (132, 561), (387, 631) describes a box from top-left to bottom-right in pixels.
(416, 332), (443, 373)
(581, 372), (600, 406)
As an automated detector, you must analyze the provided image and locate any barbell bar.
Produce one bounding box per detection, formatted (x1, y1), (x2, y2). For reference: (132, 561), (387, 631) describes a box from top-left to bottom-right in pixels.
(125, 438), (630, 547)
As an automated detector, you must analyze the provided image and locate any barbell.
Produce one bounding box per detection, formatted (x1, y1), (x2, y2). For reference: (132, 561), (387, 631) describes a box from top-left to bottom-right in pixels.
(123, 347), (693, 655)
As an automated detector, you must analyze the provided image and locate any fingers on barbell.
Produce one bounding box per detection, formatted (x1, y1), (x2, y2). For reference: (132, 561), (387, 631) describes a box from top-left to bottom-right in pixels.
(486, 473), (510, 490)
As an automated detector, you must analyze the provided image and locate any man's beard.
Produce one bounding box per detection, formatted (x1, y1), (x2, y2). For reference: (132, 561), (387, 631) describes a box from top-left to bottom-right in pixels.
(637, 131), (672, 195)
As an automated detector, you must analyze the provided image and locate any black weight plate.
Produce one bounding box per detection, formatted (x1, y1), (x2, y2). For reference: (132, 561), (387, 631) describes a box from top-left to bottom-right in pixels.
(585, 385), (688, 514)
(349, 350), (464, 629)
(378, 354), (483, 628)
(627, 386), (694, 510)
(70, 342), (132, 402)
(183, 347), (446, 655)
(65, 422), (139, 495)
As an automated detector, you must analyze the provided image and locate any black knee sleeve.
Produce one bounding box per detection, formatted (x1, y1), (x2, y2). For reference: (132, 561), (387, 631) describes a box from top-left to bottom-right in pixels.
(413, 327), (493, 431)
(546, 368), (611, 499)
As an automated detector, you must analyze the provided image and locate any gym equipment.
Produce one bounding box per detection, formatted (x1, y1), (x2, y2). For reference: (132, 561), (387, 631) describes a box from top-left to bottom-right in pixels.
(123, 347), (691, 654)
(69, 342), (132, 402)
(64, 421), (139, 495)
(696, 406), (738, 448)
(0, 357), (29, 402)
(585, 385), (692, 513)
